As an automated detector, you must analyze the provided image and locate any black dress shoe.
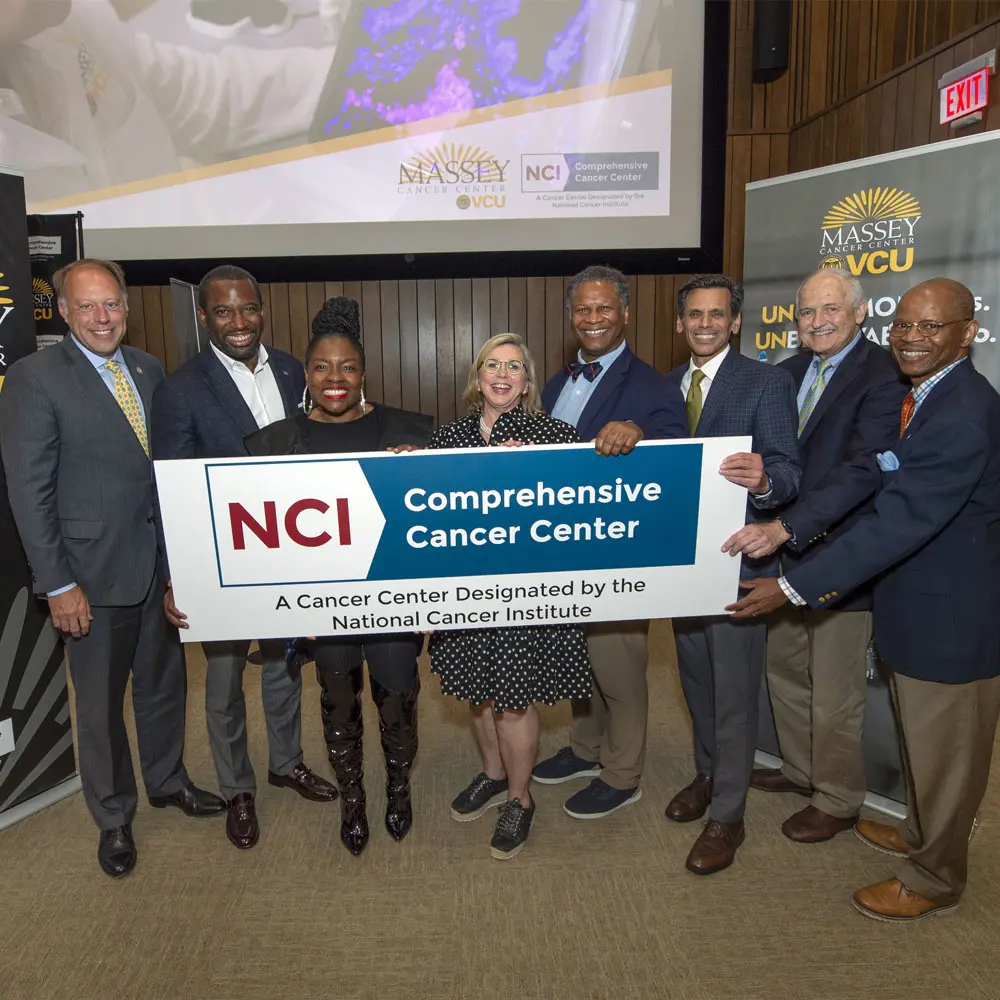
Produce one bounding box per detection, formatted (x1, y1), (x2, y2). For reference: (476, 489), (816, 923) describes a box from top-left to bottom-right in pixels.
(267, 763), (338, 802)
(98, 825), (137, 878)
(150, 782), (227, 817)
(226, 793), (260, 849)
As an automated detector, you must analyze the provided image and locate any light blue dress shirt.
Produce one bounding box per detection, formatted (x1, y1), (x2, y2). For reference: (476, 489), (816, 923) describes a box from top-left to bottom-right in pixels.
(795, 330), (862, 411)
(49, 337), (147, 597)
(550, 338), (629, 428)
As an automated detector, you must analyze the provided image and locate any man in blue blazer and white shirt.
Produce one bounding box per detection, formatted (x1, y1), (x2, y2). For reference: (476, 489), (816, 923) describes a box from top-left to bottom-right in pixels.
(151, 265), (335, 852)
(532, 265), (687, 820)
(723, 268), (907, 844)
(665, 274), (801, 876)
(731, 278), (1000, 922)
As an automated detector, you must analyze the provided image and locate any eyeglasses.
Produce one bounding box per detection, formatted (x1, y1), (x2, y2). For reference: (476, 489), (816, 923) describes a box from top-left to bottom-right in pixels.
(482, 358), (524, 375)
(889, 318), (973, 335)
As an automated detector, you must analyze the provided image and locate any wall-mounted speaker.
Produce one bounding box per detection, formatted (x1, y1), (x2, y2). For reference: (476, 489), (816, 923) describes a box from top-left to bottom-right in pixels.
(753, 0), (792, 84)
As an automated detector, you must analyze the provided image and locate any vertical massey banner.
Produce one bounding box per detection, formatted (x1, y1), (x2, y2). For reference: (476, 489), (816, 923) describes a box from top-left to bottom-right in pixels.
(740, 130), (1000, 806)
(26, 214), (80, 351)
(0, 167), (77, 823)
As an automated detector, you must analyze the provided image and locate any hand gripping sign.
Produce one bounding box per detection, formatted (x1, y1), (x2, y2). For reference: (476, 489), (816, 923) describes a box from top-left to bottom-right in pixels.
(155, 437), (751, 642)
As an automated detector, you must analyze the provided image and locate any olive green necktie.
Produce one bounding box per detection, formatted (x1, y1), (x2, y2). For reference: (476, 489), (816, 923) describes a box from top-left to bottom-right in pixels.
(797, 360), (832, 436)
(104, 359), (149, 456)
(686, 368), (706, 434)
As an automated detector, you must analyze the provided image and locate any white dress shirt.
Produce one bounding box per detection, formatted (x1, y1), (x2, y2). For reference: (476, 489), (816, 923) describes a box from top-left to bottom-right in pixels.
(210, 341), (286, 429)
(680, 346), (730, 402)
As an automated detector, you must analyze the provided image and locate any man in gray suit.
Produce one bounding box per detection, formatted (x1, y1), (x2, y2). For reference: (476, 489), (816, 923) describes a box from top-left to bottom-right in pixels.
(664, 274), (801, 875)
(0, 258), (225, 879)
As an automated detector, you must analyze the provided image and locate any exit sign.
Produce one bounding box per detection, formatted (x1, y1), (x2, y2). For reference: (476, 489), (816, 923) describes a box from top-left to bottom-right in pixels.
(940, 66), (990, 125)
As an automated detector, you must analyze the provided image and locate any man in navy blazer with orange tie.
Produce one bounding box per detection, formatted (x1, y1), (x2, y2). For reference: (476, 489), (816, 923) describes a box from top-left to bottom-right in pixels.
(532, 265), (686, 820)
(731, 278), (1000, 923)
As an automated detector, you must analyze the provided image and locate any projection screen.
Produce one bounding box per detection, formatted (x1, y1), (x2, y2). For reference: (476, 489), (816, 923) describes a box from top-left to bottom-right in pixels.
(2, 0), (708, 261)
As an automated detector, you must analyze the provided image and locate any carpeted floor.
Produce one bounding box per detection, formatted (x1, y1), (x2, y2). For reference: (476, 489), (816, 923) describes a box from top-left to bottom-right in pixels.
(1, 620), (998, 1000)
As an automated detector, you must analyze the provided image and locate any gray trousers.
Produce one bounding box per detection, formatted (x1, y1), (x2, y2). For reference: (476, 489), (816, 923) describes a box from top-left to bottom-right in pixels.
(673, 615), (766, 824)
(202, 639), (303, 799)
(66, 565), (189, 830)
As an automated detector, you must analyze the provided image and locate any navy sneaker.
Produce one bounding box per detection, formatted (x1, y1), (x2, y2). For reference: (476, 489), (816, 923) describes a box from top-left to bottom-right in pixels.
(563, 778), (642, 819)
(532, 746), (602, 785)
(451, 773), (508, 822)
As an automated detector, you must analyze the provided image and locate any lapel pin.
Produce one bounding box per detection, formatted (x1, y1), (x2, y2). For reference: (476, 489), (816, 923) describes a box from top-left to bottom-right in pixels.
(136, 367), (143, 375)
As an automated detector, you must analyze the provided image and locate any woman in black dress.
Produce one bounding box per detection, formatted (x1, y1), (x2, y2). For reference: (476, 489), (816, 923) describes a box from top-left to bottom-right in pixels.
(245, 297), (433, 856)
(428, 333), (591, 859)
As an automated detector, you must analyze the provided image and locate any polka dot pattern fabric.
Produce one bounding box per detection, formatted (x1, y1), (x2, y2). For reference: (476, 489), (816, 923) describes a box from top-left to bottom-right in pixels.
(427, 408), (592, 712)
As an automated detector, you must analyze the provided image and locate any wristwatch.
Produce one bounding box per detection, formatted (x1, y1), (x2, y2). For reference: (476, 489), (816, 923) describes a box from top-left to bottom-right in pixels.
(778, 517), (796, 545)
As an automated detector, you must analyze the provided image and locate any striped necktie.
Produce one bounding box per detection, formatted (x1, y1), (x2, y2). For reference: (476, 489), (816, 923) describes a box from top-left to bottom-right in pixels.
(104, 359), (149, 456)
(899, 391), (915, 437)
(686, 368), (706, 434)
(797, 359), (832, 435)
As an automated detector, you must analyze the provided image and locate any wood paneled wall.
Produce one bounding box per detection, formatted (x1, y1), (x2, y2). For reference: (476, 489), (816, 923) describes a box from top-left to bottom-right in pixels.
(127, 0), (1000, 425)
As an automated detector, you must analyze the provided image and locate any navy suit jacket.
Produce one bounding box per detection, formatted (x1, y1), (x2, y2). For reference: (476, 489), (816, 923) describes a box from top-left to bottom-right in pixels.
(666, 349), (801, 579)
(785, 360), (1000, 683)
(776, 337), (909, 611)
(151, 344), (304, 460)
(541, 345), (687, 442)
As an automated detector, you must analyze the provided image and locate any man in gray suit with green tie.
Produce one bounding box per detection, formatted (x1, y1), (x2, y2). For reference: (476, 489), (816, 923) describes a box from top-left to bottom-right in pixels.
(0, 258), (224, 879)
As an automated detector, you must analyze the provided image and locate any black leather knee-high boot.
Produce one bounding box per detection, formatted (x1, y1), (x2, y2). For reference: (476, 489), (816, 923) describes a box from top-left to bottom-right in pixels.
(321, 665), (369, 855)
(371, 673), (420, 841)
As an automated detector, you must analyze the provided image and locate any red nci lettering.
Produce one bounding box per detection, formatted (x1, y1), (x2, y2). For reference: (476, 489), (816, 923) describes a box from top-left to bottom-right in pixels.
(230, 501), (279, 550)
(337, 498), (352, 545)
(285, 498), (332, 547)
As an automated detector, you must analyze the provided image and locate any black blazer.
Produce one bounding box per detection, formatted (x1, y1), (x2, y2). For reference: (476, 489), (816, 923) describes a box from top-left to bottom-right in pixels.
(244, 405), (434, 456)
(786, 360), (1000, 683)
(151, 344), (304, 460)
(776, 337), (909, 611)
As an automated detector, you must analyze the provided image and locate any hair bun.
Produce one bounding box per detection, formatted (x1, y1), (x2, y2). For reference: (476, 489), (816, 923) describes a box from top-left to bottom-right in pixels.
(312, 296), (361, 339)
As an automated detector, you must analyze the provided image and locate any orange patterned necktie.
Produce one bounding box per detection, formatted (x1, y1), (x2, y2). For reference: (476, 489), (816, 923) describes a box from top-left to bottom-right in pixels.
(104, 359), (149, 456)
(899, 391), (915, 438)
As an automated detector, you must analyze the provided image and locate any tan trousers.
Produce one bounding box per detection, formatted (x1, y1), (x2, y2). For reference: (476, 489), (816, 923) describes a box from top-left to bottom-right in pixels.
(765, 606), (873, 818)
(891, 671), (1000, 904)
(570, 620), (650, 789)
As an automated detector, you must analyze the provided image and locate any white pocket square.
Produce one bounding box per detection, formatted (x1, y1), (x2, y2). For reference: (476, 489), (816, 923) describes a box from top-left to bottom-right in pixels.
(877, 451), (900, 472)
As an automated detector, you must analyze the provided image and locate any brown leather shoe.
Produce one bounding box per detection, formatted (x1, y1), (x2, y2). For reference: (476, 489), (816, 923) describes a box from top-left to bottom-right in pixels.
(268, 763), (338, 802)
(781, 805), (858, 843)
(665, 774), (713, 823)
(685, 819), (745, 875)
(854, 818), (908, 858)
(852, 878), (958, 922)
(750, 767), (812, 796)
(226, 793), (259, 850)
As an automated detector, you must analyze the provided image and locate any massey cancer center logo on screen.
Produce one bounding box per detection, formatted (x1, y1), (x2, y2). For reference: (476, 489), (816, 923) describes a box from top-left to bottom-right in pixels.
(397, 143), (510, 211)
(819, 186), (921, 275)
(33, 277), (56, 323)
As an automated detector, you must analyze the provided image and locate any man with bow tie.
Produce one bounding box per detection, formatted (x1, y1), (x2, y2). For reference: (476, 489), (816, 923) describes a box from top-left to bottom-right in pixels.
(532, 265), (686, 820)
(730, 278), (1000, 922)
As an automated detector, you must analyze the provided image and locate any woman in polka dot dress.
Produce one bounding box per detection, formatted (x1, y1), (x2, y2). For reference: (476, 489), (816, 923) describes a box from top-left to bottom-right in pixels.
(428, 333), (592, 859)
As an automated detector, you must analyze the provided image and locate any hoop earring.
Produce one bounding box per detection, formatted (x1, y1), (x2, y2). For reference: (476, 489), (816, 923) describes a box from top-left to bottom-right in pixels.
(359, 385), (367, 415)
(302, 386), (312, 413)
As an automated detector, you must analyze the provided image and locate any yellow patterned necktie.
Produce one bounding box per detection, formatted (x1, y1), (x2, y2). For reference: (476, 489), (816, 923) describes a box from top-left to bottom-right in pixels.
(797, 359), (832, 436)
(686, 368), (706, 434)
(104, 359), (149, 456)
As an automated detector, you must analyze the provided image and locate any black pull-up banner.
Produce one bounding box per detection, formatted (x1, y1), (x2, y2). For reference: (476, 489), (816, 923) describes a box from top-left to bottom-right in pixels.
(0, 169), (76, 821)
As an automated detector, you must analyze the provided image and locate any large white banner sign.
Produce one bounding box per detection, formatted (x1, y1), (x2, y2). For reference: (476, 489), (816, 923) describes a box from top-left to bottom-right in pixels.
(155, 437), (751, 642)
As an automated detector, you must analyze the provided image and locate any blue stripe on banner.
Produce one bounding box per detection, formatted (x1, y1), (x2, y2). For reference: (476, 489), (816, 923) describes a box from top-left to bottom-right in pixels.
(360, 443), (702, 580)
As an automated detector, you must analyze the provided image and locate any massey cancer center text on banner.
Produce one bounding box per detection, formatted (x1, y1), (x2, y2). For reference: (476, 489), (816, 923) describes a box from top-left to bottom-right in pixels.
(156, 438), (751, 643)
